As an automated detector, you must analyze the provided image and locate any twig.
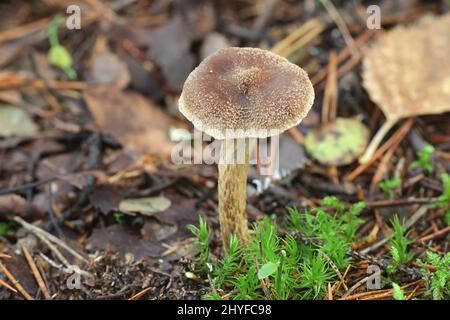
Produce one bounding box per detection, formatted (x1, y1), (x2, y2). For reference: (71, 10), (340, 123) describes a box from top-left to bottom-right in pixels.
(365, 198), (438, 209)
(340, 280), (422, 300)
(0, 262), (33, 300)
(0, 278), (17, 293)
(317, 250), (348, 291)
(335, 264), (351, 293)
(359, 119), (398, 164)
(0, 253), (11, 259)
(406, 283), (421, 300)
(0, 177), (58, 196)
(327, 283), (333, 300)
(321, 51), (338, 124)
(310, 29), (375, 86)
(341, 274), (376, 298)
(320, 0), (354, 47)
(13, 217), (87, 263)
(417, 226), (450, 243)
(19, 241), (51, 299)
(128, 287), (151, 300)
(347, 119), (414, 181)
(34, 231), (72, 268)
(0, 18), (50, 43)
(272, 19), (321, 54)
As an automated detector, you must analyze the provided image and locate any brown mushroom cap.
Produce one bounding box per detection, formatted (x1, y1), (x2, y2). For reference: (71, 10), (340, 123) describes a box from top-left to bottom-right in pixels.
(179, 47), (315, 139)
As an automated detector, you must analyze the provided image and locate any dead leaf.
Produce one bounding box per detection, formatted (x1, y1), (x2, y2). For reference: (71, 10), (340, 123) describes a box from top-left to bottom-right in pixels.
(148, 18), (196, 90)
(141, 219), (177, 241)
(88, 49), (131, 90)
(279, 133), (307, 172)
(153, 198), (199, 240)
(364, 14), (450, 121)
(89, 185), (122, 215)
(86, 224), (163, 260)
(305, 117), (369, 166)
(118, 196), (171, 216)
(59, 171), (107, 189)
(84, 87), (178, 159)
(0, 105), (38, 137)
(0, 194), (43, 221)
(361, 13), (450, 162)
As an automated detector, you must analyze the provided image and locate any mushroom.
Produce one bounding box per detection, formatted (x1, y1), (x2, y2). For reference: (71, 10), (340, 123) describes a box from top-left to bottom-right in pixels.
(179, 47), (314, 247)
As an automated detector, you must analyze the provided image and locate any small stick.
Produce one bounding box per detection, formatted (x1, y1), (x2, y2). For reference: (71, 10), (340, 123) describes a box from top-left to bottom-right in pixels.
(347, 119), (414, 181)
(0, 253), (11, 259)
(287, 127), (305, 145)
(128, 287), (151, 300)
(318, 251), (348, 291)
(0, 18), (50, 43)
(417, 226), (450, 243)
(327, 283), (333, 300)
(335, 264), (351, 293)
(320, 0), (354, 48)
(341, 280), (422, 300)
(365, 198), (438, 209)
(359, 119), (398, 164)
(0, 177), (58, 196)
(13, 217), (87, 263)
(406, 284), (421, 300)
(19, 241), (51, 299)
(370, 140), (398, 190)
(321, 51), (338, 123)
(0, 262), (33, 300)
(341, 274), (377, 298)
(272, 19), (322, 55)
(278, 24), (325, 59)
(34, 231), (71, 268)
(0, 278), (17, 293)
(310, 29), (375, 86)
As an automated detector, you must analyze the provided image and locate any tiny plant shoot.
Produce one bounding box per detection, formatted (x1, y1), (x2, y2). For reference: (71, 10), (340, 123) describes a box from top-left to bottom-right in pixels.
(48, 15), (77, 79)
(388, 216), (413, 273)
(392, 283), (406, 300)
(379, 178), (402, 199)
(431, 173), (450, 226)
(411, 145), (435, 174)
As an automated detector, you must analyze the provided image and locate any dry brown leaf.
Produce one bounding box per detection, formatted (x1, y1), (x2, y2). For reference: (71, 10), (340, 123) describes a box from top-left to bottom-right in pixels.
(360, 13), (450, 163)
(87, 224), (164, 261)
(84, 87), (179, 159)
(118, 196), (172, 216)
(88, 49), (131, 90)
(0, 194), (43, 221)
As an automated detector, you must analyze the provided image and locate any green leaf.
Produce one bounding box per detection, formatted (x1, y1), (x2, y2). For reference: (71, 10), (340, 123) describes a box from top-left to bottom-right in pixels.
(305, 117), (369, 166)
(411, 145), (435, 174)
(392, 283), (406, 300)
(258, 261), (279, 280)
(49, 45), (73, 70)
(0, 105), (38, 138)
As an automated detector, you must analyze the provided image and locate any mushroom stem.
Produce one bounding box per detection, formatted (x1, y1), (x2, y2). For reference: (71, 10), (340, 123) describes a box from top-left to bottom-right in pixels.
(218, 138), (249, 248)
(359, 118), (397, 164)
